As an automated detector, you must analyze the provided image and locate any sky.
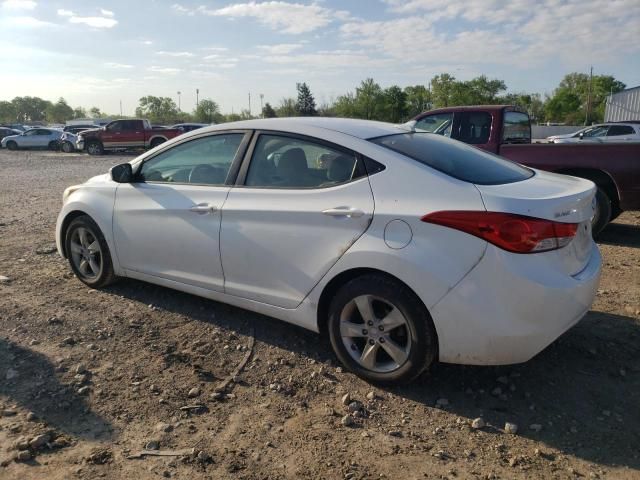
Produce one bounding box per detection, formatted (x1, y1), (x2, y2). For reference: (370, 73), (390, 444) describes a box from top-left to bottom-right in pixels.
(1, 0), (639, 116)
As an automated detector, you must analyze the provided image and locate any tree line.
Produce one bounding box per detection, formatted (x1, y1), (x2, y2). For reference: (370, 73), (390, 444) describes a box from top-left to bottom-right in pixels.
(0, 72), (626, 126)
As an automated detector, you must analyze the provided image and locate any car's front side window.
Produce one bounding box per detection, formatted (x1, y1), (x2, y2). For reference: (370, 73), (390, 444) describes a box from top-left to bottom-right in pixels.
(415, 113), (453, 137)
(138, 133), (245, 185)
(245, 134), (361, 189)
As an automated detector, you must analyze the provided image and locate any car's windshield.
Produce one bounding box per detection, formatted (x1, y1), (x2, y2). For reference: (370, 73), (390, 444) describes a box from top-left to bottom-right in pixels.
(370, 132), (534, 185)
(576, 126), (608, 137)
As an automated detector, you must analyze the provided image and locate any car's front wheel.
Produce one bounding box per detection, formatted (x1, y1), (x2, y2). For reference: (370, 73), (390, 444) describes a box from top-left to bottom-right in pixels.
(61, 141), (74, 153)
(65, 215), (117, 288)
(328, 274), (437, 384)
(86, 141), (104, 155)
(6, 141), (17, 151)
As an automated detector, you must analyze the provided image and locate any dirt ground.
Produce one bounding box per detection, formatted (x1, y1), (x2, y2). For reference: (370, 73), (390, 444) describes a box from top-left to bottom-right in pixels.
(0, 148), (639, 480)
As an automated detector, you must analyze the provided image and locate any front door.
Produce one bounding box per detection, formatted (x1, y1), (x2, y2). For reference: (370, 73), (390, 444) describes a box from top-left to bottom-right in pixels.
(220, 132), (375, 308)
(113, 132), (250, 291)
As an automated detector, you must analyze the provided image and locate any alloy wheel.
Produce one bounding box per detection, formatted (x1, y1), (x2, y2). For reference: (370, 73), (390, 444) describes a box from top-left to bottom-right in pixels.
(339, 294), (412, 373)
(69, 227), (103, 280)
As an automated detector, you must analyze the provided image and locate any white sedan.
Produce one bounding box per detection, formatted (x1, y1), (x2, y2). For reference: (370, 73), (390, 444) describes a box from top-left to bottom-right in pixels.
(547, 122), (640, 143)
(56, 118), (601, 383)
(1, 128), (63, 150)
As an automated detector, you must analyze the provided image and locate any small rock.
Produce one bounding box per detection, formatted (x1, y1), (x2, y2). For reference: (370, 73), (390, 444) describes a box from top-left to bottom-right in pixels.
(341, 393), (351, 406)
(86, 343), (97, 350)
(75, 364), (87, 374)
(145, 441), (160, 450)
(341, 415), (355, 427)
(47, 316), (62, 325)
(0, 275), (10, 283)
(36, 245), (57, 255)
(347, 401), (363, 413)
(155, 422), (173, 433)
(504, 422), (518, 435)
(529, 423), (543, 432)
(436, 398), (449, 407)
(29, 434), (51, 450)
(196, 451), (210, 463)
(77, 386), (90, 395)
(471, 418), (486, 429)
(496, 376), (509, 385)
(5, 369), (18, 380)
(29, 340), (40, 346)
(61, 337), (76, 346)
(187, 387), (201, 398)
(210, 392), (224, 401)
(16, 450), (31, 462)
(388, 430), (402, 437)
(602, 410), (611, 417)
(1, 409), (17, 417)
(491, 387), (502, 396)
(366, 391), (376, 401)
(26, 412), (37, 422)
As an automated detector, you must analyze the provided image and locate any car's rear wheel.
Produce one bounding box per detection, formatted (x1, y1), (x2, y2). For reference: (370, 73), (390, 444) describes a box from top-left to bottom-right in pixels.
(86, 141), (104, 155)
(150, 138), (166, 149)
(65, 215), (117, 288)
(7, 141), (17, 151)
(328, 274), (437, 384)
(592, 187), (612, 237)
(61, 141), (74, 153)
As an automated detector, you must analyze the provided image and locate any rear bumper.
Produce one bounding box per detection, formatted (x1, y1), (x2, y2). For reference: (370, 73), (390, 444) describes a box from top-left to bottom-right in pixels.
(431, 242), (602, 365)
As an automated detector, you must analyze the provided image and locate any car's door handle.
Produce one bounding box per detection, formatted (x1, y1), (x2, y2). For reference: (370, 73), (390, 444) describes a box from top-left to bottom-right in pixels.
(322, 207), (365, 218)
(189, 203), (217, 214)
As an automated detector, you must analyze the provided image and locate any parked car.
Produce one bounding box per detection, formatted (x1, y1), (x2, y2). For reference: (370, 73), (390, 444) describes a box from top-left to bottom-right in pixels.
(0, 123), (27, 132)
(0, 127), (22, 144)
(59, 129), (92, 153)
(56, 118), (601, 384)
(1, 128), (63, 150)
(76, 119), (181, 155)
(172, 123), (209, 133)
(410, 106), (640, 235)
(547, 122), (640, 143)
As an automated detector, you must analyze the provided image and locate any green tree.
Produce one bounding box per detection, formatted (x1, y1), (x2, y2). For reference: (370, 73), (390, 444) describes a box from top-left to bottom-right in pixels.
(355, 78), (383, 120)
(0, 101), (16, 123)
(296, 82), (317, 116)
(276, 97), (297, 117)
(73, 106), (87, 119)
(11, 96), (51, 122)
(46, 97), (74, 123)
(430, 73), (458, 108)
(464, 75), (507, 104)
(544, 89), (582, 123)
(89, 107), (103, 118)
(333, 93), (358, 118)
(194, 99), (221, 123)
(383, 85), (408, 123)
(404, 85), (431, 118)
(135, 96), (179, 124)
(262, 102), (277, 118)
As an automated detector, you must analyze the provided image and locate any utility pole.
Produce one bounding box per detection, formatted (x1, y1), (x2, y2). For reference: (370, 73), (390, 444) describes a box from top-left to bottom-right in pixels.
(260, 93), (264, 118)
(119, 100), (122, 116)
(585, 66), (593, 126)
(248, 92), (251, 116)
(196, 89), (199, 109)
(177, 91), (181, 111)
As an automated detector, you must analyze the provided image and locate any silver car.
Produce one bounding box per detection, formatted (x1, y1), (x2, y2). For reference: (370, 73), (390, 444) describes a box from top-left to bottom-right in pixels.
(1, 128), (63, 150)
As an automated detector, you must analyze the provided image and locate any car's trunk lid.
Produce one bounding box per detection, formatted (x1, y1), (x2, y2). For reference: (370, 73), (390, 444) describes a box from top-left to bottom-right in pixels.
(474, 169), (596, 275)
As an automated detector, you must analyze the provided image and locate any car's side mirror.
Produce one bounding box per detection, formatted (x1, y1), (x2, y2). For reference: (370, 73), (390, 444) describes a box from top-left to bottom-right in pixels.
(579, 132), (584, 140)
(110, 163), (133, 183)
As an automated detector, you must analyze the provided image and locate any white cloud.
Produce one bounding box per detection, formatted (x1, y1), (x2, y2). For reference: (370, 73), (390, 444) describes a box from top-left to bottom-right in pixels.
(156, 51), (195, 57)
(261, 49), (386, 70)
(2, 0), (36, 10)
(200, 46), (229, 52)
(197, 1), (337, 34)
(172, 3), (192, 14)
(105, 62), (133, 69)
(68, 15), (118, 28)
(257, 43), (303, 55)
(148, 66), (181, 74)
(142, 40), (153, 45)
(100, 8), (114, 17)
(57, 8), (73, 17)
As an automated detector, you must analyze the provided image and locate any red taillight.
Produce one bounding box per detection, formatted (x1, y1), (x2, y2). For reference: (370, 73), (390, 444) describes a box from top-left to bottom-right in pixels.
(421, 211), (578, 253)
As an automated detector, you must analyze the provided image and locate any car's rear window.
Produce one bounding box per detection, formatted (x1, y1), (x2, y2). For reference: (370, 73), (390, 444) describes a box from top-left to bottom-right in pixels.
(370, 132), (534, 185)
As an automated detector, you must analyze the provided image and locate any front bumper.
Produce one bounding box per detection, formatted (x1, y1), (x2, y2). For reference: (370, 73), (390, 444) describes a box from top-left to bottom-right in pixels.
(76, 139), (85, 151)
(431, 242), (602, 365)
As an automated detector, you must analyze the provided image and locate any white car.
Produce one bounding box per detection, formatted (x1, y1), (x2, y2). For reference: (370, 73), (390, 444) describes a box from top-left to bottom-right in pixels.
(547, 122), (640, 143)
(1, 128), (63, 150)
(56, 118), (601, 383)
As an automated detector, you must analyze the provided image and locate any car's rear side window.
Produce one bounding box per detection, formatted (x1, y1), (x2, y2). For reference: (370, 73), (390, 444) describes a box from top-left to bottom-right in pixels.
(370, 133), (533, 185)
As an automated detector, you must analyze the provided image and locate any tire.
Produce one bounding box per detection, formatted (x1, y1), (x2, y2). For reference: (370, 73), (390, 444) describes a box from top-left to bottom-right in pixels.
(327, 274), (437, 384)
(64, 215), (117, 288)
(48, 141), (59, 151)
(86, 141), (104, 155)
(150, 138), (166, 149)
(61, 141), (74, 153)
(7, 141), (17, 151)
(592, 187), (612, 237)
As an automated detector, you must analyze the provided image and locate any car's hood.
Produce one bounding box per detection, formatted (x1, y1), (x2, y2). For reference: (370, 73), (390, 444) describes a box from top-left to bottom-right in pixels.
(84, 173), (111, 184)
(78, 128), (101, 136)
(547, 132), (576, 140)
(2, 134), (21, 143)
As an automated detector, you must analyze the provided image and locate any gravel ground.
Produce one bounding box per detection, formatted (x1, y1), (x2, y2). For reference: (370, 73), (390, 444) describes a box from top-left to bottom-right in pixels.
(0, 148), (639, 480)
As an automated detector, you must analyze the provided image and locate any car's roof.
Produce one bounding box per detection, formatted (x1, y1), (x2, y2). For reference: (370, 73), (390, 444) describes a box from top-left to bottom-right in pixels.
(200, 117), (408, 140)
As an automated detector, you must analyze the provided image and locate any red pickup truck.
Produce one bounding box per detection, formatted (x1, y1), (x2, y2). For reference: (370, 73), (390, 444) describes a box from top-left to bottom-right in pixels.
(77, 119), (181, 156)
(411, 105), (640, 234)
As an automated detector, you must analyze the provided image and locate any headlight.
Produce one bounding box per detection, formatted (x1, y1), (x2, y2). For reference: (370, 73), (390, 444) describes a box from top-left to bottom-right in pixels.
(62, 185), (81, 204)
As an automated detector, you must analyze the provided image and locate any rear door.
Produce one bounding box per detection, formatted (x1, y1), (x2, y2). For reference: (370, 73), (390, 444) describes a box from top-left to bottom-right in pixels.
(220, 132), (374, 308)
(604, 124), (636, 142)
